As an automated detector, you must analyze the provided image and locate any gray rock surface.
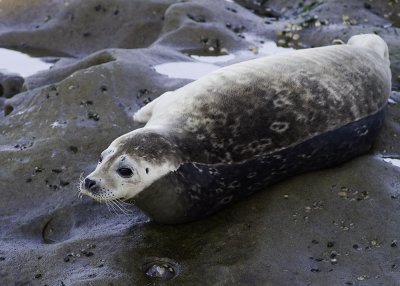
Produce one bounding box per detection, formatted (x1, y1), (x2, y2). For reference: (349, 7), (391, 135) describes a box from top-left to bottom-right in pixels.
(0, 0), (399, 285)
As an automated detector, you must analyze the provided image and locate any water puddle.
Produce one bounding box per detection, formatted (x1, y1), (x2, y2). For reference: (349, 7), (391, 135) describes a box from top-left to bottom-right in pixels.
(154, 34), (294, 80)
(190, 53), (235, 63)
(254, 40), (293, 56)
(0, 48), (53, 77)
(142, 257), (179, 281)
(383, 157), (400, 168)
(243, 34), (294, 57)
(154, 62), (220, 80)
(389, 91), (400, 105)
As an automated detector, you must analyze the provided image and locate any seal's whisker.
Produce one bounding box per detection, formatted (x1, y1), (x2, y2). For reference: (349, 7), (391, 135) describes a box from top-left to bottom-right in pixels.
(114, 199), (133, 214)
(111, 200), (129, 215)
(107, 198), (119, 214)
(106, 201), (116, 214)
(110, 200), (124, 214)
(76, 172), (86, 199)
(116, 199), (132, 207)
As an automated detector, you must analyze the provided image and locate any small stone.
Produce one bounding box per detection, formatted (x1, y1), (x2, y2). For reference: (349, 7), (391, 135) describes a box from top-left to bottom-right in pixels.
(34, 167), (44, 173)
(357, 275), (366, 281)
(390, 240), (397, 248)
(292, 34), (300, 40)
(35, 274), (42, 279)
(68, 146), (78, 153)
(88, 112), (100, 121)
(284, 194), (289, 199)
(85, 252), (94, 257)
(277, 39), (286, 46)
(311, 239), (319, 244)
(349, 19), (357, 25)
(327, 241), (335, 248)
(310, 268), (321, 273)
(315, 258), (323, 262)
(60, 180), (70, 187)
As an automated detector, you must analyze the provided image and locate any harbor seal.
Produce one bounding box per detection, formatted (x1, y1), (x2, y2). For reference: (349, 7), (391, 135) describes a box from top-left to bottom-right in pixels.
(80, 34), (391, 224)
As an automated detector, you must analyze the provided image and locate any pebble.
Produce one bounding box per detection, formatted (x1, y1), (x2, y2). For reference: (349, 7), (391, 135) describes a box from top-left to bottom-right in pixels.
(292, 34), (300, 40)
(327, 241), (335, 248)
(357, 275), (366, 281)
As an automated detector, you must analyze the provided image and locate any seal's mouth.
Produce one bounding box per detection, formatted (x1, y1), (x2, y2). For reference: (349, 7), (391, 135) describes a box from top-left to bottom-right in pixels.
(77, 174), (133, 214)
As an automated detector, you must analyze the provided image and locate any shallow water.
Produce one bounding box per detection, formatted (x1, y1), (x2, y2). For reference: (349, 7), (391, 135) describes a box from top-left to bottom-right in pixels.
(383, 158), (400, 168)
(242, 35), (293, 57)
(0, 48), (52, 77)
(190, 54), (235, 63)
(154, 62), (220, 80)
(154, 39), (292, 80)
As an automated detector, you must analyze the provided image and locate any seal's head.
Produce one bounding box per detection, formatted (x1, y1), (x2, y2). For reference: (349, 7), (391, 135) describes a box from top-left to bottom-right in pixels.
(79, 128), (181, 203)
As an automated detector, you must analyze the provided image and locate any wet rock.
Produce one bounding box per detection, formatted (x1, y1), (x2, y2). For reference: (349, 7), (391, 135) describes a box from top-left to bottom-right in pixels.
(0, 72), (24, 98)
(0, 0), (400, 285)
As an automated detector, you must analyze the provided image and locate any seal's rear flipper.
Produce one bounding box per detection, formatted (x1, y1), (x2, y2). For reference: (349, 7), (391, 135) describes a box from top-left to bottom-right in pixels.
(347, 34), (390, 64)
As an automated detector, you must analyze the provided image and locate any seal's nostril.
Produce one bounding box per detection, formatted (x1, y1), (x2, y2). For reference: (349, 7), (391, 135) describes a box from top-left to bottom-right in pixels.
(84, 178), (96, 190)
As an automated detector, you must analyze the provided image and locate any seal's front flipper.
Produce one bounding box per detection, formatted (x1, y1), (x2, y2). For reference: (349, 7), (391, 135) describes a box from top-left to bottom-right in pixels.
(133, 91), (173, 123)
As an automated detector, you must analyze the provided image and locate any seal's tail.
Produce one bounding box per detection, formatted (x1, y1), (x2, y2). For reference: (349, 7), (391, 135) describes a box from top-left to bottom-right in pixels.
(347, 34), (390, 65)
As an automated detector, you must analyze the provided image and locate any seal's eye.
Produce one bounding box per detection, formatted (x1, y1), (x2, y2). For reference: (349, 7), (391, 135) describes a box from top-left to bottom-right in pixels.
(117, 167), (134, 178)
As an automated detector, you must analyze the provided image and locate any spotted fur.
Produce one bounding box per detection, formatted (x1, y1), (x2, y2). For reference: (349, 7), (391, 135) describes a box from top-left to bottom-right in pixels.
(81, 34), (391, 223)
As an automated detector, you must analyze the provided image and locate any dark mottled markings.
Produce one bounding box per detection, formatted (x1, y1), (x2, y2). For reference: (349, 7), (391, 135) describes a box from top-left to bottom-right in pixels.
(169, 47), (389, 165)
(133, 45), (390, 223)
(138, 109), (385, 223)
